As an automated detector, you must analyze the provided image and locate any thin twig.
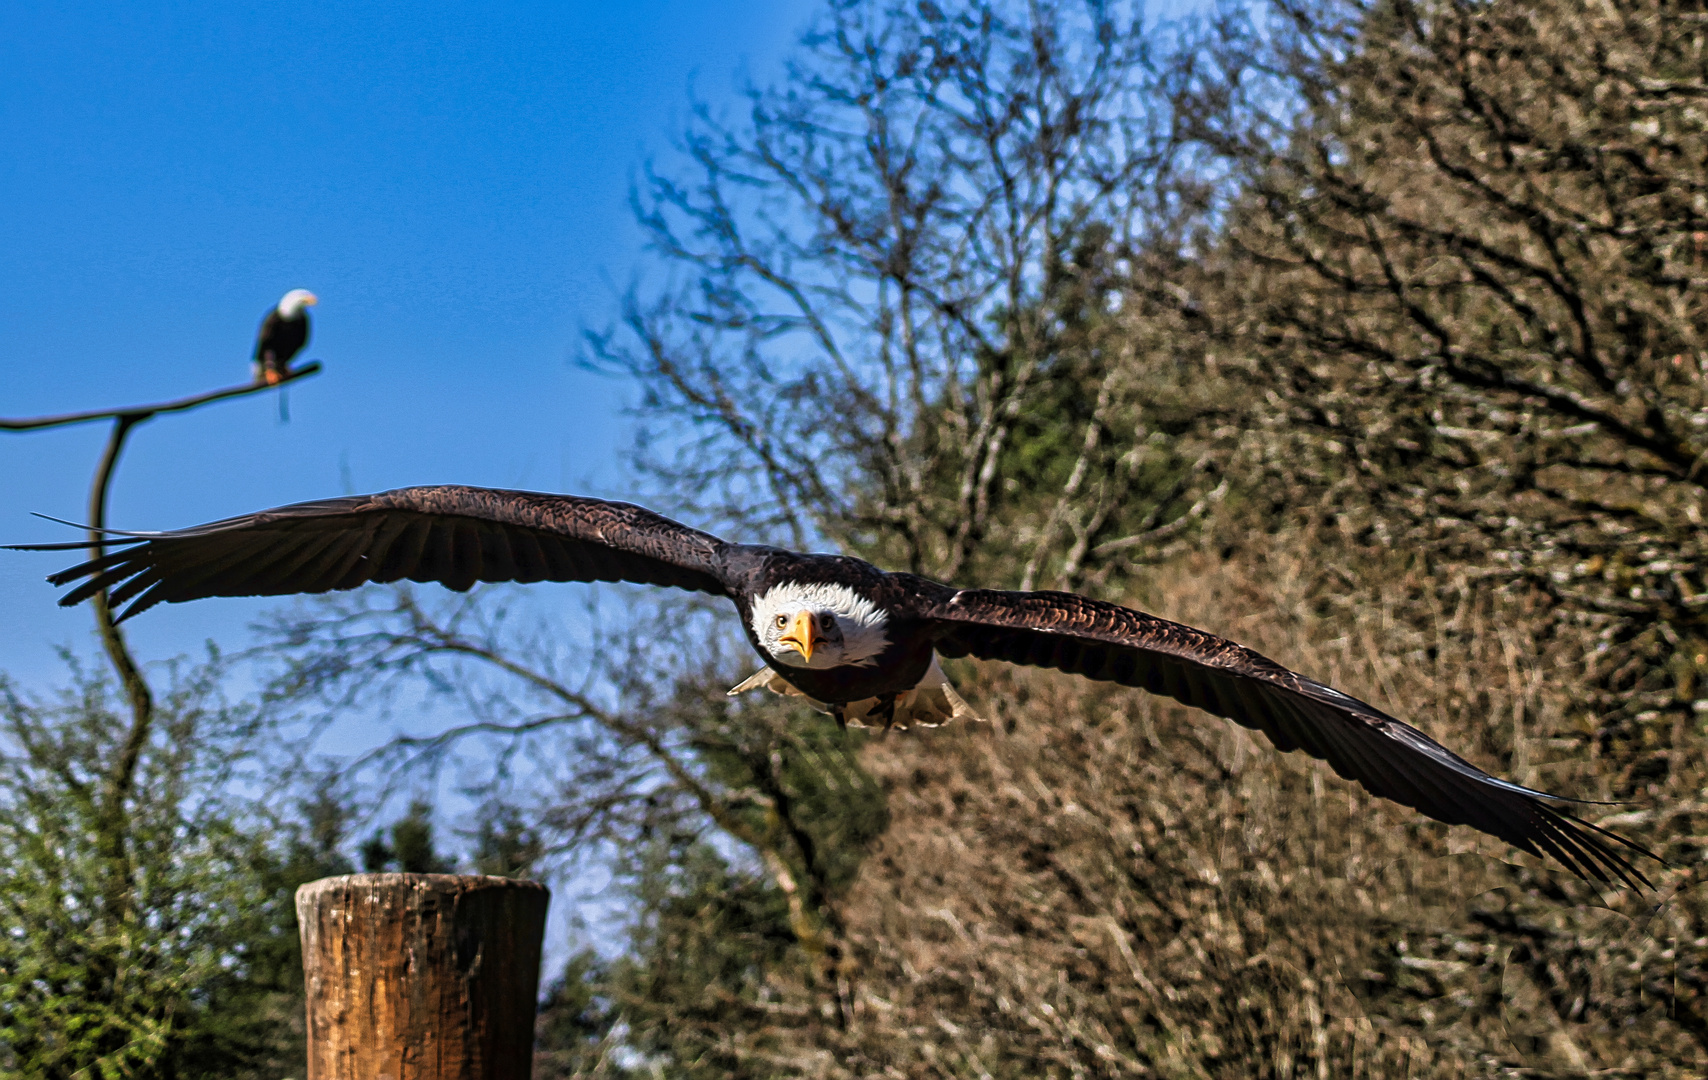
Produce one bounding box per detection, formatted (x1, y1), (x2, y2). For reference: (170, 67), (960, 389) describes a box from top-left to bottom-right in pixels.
(0, 362), (322, 431)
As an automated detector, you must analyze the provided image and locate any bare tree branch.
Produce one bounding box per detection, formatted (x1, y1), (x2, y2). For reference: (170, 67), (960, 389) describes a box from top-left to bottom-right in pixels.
(0, 362), (322, 431)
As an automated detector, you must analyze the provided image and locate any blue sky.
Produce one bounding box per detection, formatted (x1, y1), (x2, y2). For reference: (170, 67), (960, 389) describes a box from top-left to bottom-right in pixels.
(0, 1), (809, 690)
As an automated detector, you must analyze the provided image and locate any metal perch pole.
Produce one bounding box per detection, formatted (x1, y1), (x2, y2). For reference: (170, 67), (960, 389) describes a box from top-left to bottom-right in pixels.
(0, 361), (322, 431)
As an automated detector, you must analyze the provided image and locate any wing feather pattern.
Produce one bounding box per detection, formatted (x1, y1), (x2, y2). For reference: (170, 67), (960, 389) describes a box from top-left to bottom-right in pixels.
(13, 486), (733, 621)
(922, 588), (1654, 888)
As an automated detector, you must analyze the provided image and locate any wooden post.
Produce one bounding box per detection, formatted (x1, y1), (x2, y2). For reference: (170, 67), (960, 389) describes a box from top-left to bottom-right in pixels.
(297, 873), (551, 1080)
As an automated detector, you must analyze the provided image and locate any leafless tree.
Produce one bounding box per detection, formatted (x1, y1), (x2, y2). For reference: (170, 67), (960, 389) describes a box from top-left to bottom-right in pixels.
(1200, 0), (1708, 759)
(590, 0), (1236, 589)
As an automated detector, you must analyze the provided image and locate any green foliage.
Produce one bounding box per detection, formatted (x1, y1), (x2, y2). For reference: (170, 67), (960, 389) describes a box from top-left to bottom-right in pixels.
(534, 698), (889, 1076)
(534, 842), (807, 1080)
(0, 655), (303, 1079)
(696, 702), (889, 901)
(610, 842), (802, 1073)
(469, 801), (544, 879)
(534, 949), (624, 1078)
(359, 799), (456, 875)
(962, 221), (1229, 592)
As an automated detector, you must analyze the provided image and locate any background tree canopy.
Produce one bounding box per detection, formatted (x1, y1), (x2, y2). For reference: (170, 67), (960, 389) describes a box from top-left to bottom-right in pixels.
(541, 0), (1708, 1074)
(6, 0), (1708, 1076)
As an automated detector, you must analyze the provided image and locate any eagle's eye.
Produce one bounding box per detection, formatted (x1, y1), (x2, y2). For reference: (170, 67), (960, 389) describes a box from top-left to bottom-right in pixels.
(818, 613), (834, 631)
(774, 613), (788, 629)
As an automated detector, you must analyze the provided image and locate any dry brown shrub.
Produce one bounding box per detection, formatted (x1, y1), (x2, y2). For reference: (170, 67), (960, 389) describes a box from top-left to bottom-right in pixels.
(754, 536), (1708, 1077)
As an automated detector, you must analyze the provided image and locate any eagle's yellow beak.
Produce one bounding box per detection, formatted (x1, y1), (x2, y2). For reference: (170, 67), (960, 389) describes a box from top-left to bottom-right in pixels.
(778, 610), (817, 662)
(303, 293), (319, 307)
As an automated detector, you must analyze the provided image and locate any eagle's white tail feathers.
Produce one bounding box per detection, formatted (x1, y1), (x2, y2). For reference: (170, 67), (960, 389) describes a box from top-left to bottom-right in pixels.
(725, 655), (985, 728)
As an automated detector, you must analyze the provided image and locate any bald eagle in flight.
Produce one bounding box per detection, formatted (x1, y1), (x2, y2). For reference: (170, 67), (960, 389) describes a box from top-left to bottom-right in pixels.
(14, 486), (1653, 888)
(254, 289), (317, 384)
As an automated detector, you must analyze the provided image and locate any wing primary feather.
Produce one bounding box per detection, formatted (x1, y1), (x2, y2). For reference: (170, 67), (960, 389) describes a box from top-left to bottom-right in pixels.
(326, 527), (386, 592)
(6, 538), (110, 552)
(42, 546), (142, 586)
(507, 529), (549, 583)
(25, 512), (147, 536)
(410, 520), (456, 585)
(355, 514), (417, 585)
(58, 565), (139, 609)
(105, 568), (165, 610)
(1333, 721), (1451, 817)
(64, 534), (269, 608)
(1569, 809), (1660, 875)
(1337, 715), (1515, 840)
(1537, 807), (1651, 889)
(445, 520), (482, 592)
(114, 580), (180, 623)
(182, 534), (311, 593)
(533, 536), (571, 580)
(373, 519), (431, 583)
(1525, 816), (1603, 884)
(206, 533), (339, 598)
(293, 534), (375, 595)
(1297, 705), (1443, 818)
(1552, 823), (1622, 886)
(112, 533), (285, 604)
(282, 519), (387, 596)
(333, 549), (376, 591)
(475, 524), (518, 583)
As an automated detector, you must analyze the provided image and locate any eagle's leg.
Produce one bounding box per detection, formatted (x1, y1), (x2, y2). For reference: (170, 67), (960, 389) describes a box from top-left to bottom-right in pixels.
(832, 704), (848, 731)
(873, 693), (901, 732)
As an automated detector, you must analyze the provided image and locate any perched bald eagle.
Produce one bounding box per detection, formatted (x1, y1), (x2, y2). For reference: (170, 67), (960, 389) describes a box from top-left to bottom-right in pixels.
(14, 486), (1654, 888)
(254, 289), (317, 384)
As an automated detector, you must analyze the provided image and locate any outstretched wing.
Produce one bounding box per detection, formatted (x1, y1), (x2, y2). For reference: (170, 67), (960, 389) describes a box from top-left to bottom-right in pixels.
(920, 587), (1654, 889)
(14, 486), (733, 622)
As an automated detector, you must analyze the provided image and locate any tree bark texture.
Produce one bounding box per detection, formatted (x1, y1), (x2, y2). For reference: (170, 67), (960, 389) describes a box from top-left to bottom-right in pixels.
(297, 873), (550, 1080)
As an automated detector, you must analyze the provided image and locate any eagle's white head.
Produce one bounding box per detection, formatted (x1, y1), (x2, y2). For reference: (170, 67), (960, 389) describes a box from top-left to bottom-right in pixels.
(750, 581), (890, 669)
(278, 289), (319, 317)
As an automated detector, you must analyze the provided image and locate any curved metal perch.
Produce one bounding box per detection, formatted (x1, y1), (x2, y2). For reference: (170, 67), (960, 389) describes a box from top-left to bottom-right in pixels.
(0, 360), (322, 431)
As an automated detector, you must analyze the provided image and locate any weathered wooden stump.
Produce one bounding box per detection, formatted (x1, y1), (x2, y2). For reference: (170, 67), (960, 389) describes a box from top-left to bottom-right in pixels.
(297, 873), (551, 1080)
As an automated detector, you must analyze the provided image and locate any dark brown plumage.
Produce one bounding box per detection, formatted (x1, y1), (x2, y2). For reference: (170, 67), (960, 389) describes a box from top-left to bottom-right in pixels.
(11, 485), (1656, 889)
